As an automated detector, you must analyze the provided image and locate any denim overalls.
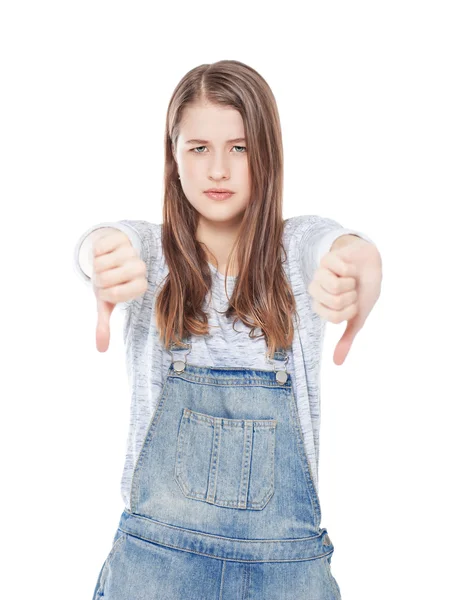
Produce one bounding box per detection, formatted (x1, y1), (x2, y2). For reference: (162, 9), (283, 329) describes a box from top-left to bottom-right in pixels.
(92, 336), (342, 599)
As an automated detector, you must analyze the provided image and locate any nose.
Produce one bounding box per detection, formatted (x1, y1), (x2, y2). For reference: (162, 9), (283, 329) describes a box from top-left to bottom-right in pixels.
(208, 153), (231, 180)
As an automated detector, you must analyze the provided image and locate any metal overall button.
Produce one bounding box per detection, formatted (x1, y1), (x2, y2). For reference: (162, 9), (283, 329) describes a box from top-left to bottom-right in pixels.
(168, 342), (192, 374)
(276, 369), (288, 384)
(173, 360), (186, 373)
(274, 353), (289, 385)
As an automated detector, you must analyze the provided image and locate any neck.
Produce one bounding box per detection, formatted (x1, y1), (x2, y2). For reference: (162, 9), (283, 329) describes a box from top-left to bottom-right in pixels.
(196, 217), (241, 276)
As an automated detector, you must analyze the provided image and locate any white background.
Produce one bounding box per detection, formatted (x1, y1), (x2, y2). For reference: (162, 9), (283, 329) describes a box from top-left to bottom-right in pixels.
(1, 1), (460, 598)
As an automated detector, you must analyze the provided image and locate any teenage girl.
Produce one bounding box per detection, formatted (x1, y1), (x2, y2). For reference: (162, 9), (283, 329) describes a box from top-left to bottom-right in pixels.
(74, 59), (379, 600)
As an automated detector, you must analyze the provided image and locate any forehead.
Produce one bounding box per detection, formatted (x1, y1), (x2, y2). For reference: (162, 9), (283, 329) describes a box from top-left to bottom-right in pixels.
(179, 102), (245, 142)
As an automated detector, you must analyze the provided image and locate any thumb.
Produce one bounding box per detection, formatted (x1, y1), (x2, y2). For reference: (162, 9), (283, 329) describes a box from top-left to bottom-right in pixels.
(333, 316), (361, 365)
(96, 296), (115, 353)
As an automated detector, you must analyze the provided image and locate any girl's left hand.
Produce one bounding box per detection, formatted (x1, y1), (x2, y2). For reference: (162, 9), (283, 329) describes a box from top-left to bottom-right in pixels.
(307, 238), (382, 365)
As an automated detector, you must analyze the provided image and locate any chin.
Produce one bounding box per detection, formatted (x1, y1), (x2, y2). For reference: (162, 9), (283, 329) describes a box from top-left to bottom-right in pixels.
(199, 208), (246, 224)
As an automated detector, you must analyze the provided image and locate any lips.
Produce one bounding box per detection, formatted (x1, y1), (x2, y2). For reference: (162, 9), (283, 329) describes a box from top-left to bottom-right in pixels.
(204, 191), (234, 200)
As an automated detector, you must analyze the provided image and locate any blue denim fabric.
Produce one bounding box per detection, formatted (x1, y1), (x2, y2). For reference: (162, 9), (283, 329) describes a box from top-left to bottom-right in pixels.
(92, 340), (341, 599)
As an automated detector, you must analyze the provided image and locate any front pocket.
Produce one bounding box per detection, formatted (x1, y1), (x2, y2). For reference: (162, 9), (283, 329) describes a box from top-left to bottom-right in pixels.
(174, 407), (277, 510)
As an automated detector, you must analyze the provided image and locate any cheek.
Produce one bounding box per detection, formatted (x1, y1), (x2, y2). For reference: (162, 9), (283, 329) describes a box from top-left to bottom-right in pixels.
(183, 160), (201, 180)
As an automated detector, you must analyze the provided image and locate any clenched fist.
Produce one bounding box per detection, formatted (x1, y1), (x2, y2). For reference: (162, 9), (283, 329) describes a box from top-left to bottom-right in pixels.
(91, 229), (148, 353)
(307, 236), (382, 365)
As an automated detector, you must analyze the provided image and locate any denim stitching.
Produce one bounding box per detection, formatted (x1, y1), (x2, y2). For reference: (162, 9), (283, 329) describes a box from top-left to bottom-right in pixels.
(207, 416), (221, 504)
(130, 378), (172, 510)
(95, 532), (127, 596)
(118, 527), (334, 563)
(238, 421), (252, 508)
(241, 563), (251, 599)
(324, 555), (342, 600)
(123, 510), (326, 543)
(174, 410), (277, 509)
(169, 372), (293, 388)
(219, 560), (226, 600)
(288, 385), (322, 526)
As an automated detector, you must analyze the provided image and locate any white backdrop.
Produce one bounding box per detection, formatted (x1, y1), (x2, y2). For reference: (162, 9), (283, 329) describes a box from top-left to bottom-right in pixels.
(1, 1), (460, 598)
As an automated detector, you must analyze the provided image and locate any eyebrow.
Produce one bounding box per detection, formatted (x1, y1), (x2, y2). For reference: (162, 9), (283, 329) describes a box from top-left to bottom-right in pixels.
(185, 138), (246, 145)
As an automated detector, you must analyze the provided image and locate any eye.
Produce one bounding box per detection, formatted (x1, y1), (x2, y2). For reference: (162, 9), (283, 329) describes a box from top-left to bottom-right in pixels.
(191, 145), (247, 154)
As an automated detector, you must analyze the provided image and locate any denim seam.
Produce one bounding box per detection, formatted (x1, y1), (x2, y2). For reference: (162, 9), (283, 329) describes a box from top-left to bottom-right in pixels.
(324, 555), (341, 600)
(169, 373), (293, 388)
(242, 563), (252, 599)
(96, 532), (127, 596)
(122, 511), (326, 543)
(130, 380), (172, 510)
(118, 527), (334, 563)
(185, 407), (277, 427)
(219, 560), (226, 599)
(288, 385), (322, 526)
(238, 421), (251, 508)
(208, 415), (221, 503)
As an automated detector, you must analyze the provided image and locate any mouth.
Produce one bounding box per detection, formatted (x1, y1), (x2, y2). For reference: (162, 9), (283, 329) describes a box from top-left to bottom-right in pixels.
(204, 191), (235, 200)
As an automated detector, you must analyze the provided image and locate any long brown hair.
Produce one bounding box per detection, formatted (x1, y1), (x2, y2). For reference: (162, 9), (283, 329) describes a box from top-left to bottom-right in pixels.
(156, 59), (299, 359)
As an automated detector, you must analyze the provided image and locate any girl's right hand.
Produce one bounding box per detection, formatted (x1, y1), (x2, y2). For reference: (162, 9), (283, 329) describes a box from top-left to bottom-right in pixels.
(91, 229), (148, 352)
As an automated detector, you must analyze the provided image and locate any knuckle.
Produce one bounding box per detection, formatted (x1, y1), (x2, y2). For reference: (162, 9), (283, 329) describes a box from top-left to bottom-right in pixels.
(341, 262), (350, 276)
(108, 287), (119, 303)
(331, 280), (341, 294)
(333, 295), (343, 309)
(100, 271), (109, 287)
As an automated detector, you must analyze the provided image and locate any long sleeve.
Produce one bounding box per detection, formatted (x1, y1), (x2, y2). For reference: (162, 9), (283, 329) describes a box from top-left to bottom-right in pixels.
(72, 219), (158, 310)
(73, 221), (146, 286)
(298, 215), (376, 285)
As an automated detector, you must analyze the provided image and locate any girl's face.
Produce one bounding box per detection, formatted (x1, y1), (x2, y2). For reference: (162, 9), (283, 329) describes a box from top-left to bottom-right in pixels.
(173, 101), (251, 228)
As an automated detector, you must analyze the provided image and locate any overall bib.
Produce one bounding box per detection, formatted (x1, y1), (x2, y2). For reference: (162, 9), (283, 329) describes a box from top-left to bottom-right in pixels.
(92, 337), (342, 599)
